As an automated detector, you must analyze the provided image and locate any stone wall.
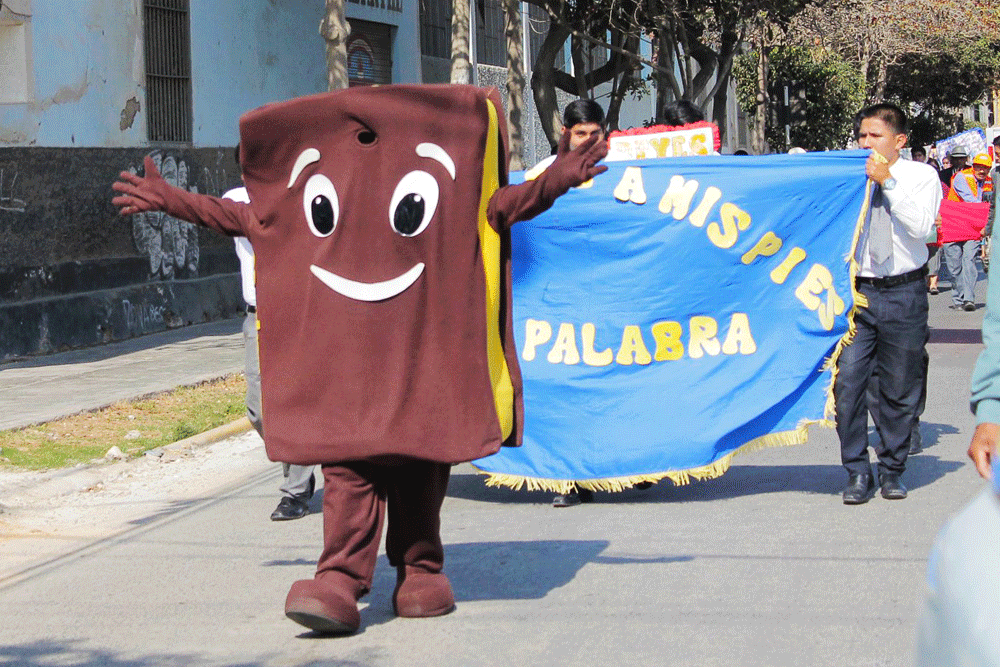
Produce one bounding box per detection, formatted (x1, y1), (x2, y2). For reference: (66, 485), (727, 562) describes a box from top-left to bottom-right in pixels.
(0, 146), (242, 361)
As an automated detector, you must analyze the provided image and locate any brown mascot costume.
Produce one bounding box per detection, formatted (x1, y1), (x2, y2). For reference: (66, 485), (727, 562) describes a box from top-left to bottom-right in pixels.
(113, 84), (607, 634)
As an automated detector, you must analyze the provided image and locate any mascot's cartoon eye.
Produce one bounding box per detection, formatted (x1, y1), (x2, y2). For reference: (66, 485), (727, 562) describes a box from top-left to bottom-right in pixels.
(302, 174), (340, 237)
(389, 170), (439, 237)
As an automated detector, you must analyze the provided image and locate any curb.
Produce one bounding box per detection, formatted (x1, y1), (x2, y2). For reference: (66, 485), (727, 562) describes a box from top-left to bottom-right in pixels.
(1, 417), (255, 505)
(163, 416), (254, 452)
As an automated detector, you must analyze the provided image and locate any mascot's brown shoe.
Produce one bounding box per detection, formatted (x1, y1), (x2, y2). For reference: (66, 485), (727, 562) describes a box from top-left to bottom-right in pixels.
(284, 578), (360, 635)
(392, 566), (456, 618)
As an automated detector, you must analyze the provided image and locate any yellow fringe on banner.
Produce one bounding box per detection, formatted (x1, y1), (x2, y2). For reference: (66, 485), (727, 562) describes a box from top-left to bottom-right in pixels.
(821, 176), (874, 420)
(478, 175), (874, 495)
(477, 418), (834, 494)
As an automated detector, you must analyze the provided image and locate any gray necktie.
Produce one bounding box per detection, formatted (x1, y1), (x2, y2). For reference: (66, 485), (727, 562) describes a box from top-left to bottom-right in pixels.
(868, 185), (893, 264)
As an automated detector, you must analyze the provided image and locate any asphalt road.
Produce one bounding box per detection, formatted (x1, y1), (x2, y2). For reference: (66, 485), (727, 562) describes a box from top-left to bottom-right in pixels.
(0, 283), (991, 667)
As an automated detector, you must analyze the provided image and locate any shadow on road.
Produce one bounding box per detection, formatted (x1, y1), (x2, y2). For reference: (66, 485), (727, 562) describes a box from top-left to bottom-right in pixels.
(265, 539), (644, 637)
(449, 453), (965, 504)
(929, 328), (982, 344)
(0, 638), (368, 667)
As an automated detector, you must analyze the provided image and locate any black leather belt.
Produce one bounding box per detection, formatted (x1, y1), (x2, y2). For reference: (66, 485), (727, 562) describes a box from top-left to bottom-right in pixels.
(246, 305), (256, 313)
(855, 265), (928, 288)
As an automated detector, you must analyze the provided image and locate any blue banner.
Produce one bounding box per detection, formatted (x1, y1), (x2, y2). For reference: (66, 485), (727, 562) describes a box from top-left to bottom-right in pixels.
(474, 150), (871, 491)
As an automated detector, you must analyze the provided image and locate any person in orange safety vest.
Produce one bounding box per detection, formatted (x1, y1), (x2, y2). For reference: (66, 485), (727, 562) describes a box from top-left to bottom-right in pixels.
(948, 152), (993, 203)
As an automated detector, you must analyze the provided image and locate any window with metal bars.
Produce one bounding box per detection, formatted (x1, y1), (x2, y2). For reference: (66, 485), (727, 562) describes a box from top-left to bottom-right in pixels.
(143, 0), (192, 144)
(475, 0), (505, 67)
(420, 0), (450, 59)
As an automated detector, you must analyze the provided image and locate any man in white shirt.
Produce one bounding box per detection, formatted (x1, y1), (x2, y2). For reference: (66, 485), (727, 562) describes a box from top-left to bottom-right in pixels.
(835, 103), (942, 504)
(225, 184), (315, 521)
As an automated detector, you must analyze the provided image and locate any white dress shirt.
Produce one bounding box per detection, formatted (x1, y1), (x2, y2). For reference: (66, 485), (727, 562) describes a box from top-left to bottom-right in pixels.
(856, 157), (942, 278)
(223, 187), (255, 307)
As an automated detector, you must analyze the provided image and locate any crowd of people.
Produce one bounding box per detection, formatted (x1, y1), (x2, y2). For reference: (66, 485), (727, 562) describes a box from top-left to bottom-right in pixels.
(911, 139), (996, 310)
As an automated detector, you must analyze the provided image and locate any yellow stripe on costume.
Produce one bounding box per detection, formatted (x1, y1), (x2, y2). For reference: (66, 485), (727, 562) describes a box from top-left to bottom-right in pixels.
(479, 99), (515, 440)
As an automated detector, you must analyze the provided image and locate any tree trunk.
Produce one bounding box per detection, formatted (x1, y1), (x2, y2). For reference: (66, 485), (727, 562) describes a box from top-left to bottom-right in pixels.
(605, 32), (639, 132)
(503, 0), (526, 170)
(451, 0), (472, 84)
(571, 36), (588, 97)
(319, 0), (350, 91)
(653, 29), (676, 123)
(707, 29), (741, 148)
(530, 22), (572, 149)
(873, 57), (888, 103)
(859, 30), (872, 103)
(752, 38), (770, 155)
(712, 71), (729, 147)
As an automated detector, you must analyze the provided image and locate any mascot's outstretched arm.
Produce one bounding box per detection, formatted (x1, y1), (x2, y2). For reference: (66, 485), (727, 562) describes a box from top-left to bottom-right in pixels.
(488, 131), (608, 229)
(113, 155), (253, 237)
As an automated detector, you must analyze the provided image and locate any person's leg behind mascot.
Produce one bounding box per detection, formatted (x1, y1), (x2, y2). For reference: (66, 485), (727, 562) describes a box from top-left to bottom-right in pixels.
(283, 459), (452, 634)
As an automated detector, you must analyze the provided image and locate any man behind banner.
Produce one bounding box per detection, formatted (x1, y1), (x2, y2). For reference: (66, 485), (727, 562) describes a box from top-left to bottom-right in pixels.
(944, 152), (992, 311)
(836, 103), (942, 505)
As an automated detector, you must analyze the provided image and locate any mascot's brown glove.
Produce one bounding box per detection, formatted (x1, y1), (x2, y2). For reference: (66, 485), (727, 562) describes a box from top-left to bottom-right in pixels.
(488, 131), (609, 229)
(112, 156), (177, 215)
(545, 130), (609, 195)
(112, 156), (247, 236)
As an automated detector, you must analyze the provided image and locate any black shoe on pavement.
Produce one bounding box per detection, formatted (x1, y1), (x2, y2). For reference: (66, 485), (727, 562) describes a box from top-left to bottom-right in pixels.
(552, 492), (581, 507)
(963, 301), (977, 311)
(271, 495), (310, 521)
(879, 473), (908, 500)
(552, 488), (594, 507)
(842, 473), (876, 505)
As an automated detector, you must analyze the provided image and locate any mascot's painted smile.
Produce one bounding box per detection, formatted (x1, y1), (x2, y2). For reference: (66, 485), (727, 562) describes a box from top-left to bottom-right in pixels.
(290, 143), (456, 302)
(309, 263), (424, 302)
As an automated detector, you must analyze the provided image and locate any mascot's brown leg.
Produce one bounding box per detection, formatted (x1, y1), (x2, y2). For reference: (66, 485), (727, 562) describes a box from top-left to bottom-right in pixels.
(385, 460), (455, 618)
(285, 462), (385, 634)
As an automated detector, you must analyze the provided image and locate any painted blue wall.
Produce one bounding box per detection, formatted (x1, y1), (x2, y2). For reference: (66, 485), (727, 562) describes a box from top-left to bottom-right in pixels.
(189, 0), (328, 147)
(0, 1), (145, 147)
(0, 0), (422, 149)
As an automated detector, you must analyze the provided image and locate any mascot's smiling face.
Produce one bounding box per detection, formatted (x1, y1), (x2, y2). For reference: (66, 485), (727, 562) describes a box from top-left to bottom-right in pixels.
(289, 141), (457, 302)
(237, 85), (506, 311)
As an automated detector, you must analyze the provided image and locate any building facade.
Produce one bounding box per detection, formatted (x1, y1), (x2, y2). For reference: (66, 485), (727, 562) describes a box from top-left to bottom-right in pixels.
(1, 0), (740, 360)
(0, 0), (420, 360)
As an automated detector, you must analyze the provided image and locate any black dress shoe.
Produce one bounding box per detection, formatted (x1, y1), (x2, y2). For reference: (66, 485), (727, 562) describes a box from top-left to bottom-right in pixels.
(842, 473), (876, 505)
(963, 301), (977, 311)
(552, 487), (594, 507)
(552, 492), (581, 507)
(879, 473), (908, 500)
(271, 495), (310, 521)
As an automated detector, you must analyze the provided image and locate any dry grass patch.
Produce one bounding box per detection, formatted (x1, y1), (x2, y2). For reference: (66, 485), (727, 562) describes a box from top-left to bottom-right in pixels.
(0, 374), (247, 471)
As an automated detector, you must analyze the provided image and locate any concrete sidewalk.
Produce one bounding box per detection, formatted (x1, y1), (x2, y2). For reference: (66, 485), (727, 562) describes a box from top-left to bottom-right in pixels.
(0, 317), (246, 431)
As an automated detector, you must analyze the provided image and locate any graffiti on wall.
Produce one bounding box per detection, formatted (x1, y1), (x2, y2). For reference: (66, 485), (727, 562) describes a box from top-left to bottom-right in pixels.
(195, 163), (232, 205)
(122, 298), (166, 331)
(128, 151), (201, 279)
(0, 167), (27, 212)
